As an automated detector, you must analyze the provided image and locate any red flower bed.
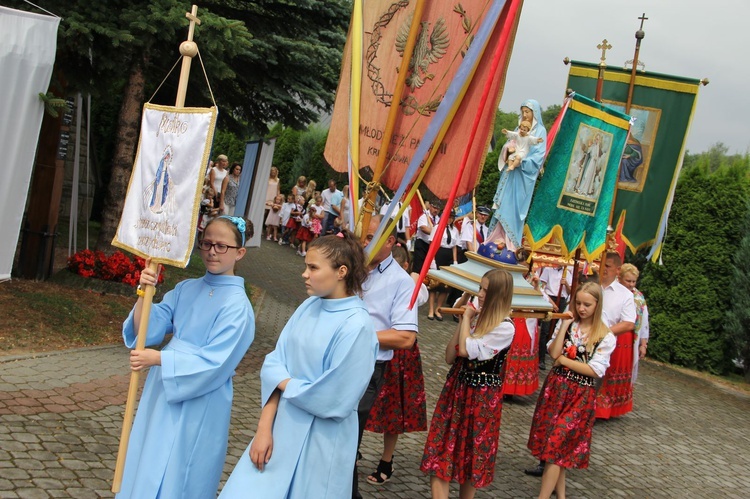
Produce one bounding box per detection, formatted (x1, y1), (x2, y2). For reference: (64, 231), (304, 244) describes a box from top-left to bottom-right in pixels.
(67, 249), (164, 287)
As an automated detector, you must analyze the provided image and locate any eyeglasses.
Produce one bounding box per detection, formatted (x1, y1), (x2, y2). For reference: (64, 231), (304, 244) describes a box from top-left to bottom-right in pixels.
(198, 240), (241, 254)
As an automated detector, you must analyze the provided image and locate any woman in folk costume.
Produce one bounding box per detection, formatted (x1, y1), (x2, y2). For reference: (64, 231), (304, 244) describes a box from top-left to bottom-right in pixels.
(220, 232), (378, 499)
(527, 282), (616, 499)
(619, 263), (650, 382)
(117, 216), (255, 499)
(421, 269), (515, 499)
(490, 99), (548, 251)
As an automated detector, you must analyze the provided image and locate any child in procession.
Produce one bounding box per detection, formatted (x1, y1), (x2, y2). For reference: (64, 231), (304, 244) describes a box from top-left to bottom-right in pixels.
(420, 269), (516, 499)
(219, 232), (378, 498)
(117, 216), (255, 498)
(527, 281), (616, 499)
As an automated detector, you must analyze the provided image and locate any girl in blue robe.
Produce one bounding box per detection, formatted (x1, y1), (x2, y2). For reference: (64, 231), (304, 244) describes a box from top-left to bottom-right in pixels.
(490, 99), (548, 250)
(220, 232), (378, 499)
(118, 216), (255, 499)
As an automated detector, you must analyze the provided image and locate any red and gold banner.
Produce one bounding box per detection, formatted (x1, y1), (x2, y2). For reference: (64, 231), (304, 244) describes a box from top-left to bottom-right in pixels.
(325, 0), (523, 200)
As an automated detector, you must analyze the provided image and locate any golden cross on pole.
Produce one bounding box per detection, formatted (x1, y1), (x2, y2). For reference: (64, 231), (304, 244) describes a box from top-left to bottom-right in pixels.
(175, 5), (201, 108)
(597, 39), (612, 66)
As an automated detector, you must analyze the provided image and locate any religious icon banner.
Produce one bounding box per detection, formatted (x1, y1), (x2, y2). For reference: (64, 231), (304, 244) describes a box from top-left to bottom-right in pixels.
(565, 61), (702, 259)
(524, 93), (631, 262)
(112, 103), (217, 267)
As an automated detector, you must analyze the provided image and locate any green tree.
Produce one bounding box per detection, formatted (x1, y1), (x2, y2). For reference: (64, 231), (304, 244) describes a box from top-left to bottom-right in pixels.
(271, 125), (303, 190)
(683, 142), (748, 173)
(725, 202), (750, 381)
(211, 129), (246, 166)
(8, 0), (350, 250)
(541, 104), (562, 130)
(640, 160), (750, 374)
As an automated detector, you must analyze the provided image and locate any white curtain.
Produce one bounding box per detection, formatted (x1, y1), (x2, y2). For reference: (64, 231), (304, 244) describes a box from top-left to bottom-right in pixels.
(244, 139), (275, 248)
(0, 7), (60, 281)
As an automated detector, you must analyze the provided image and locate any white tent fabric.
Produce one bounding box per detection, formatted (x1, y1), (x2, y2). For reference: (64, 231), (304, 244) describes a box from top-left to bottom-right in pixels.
(244, 139), (275, 248)
(0, 7), (59, 281)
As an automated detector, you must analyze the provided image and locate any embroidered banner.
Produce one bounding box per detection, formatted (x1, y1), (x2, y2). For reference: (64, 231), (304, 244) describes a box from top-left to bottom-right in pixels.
(325, 0), (522, 200)
(524, 93), (630, 261)
(112, 103), (217, 267)
(565, 61), (703, 259)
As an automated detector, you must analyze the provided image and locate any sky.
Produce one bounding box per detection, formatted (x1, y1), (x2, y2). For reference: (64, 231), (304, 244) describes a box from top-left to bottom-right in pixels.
(498, 1), (749, 154)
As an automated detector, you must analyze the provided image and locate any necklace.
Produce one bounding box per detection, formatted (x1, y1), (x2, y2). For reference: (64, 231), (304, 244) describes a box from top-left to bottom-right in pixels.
(205, 281), (216, 297)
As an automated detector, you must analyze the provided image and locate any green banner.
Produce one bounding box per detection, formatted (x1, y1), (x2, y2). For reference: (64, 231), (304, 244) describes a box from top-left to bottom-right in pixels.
(525, 93), (631, 261)
(565, 61), (701, 256)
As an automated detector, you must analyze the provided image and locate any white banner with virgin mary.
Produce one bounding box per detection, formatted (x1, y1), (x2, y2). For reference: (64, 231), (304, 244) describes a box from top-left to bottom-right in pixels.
(113, 103), (217, 267)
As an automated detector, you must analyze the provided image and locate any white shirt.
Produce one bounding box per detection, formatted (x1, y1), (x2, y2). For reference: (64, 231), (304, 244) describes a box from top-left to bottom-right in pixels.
(321, 188), (342, 215)
(280, 202), (294, 225)
(539, 266), (573, 299)
(601, 280), (637, 327)
(440, 226), (459, 249)
(362, 254), (419, 361)
(380, 201), (411, 233)
(465, 319), (515, 361)
(416, 213), (438, 242)
(547, 321), (617, 378)
(459, 220), (487, 250)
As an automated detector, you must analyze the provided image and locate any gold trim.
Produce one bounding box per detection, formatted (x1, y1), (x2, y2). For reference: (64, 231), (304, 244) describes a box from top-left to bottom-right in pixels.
(569, 99), (630, 129)
(569, 66), (700, 94)
(112, 104), (218, 268)
(442, 266), (481, 283)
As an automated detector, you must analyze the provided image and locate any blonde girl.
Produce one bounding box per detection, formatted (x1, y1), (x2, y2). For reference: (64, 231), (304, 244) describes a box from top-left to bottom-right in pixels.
(527, 281), (616, 499)
(421, 269), (515, 499)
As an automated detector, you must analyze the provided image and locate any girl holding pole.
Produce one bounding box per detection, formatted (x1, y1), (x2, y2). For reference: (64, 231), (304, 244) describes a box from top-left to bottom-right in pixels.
(420, 269), (515, 499)
(527, 281), (616, 499)
(117, 216), (255, 498)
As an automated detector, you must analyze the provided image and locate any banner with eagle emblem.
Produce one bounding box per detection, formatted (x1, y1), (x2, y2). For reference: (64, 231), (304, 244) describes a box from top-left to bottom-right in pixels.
(325, 0), (523, 200)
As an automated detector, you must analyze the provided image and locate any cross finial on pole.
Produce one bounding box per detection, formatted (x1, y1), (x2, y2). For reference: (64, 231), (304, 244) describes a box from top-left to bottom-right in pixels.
(597, 39), (612, 66)
(638, 12), (648, 31)
(185, 5), (201, 42)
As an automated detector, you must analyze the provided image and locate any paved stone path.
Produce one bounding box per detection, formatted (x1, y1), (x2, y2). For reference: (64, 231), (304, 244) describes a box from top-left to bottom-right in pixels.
(1, 239), (749, 498)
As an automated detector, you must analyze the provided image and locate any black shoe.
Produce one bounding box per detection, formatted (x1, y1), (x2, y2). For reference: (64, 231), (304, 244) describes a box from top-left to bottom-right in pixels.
(539, 362), (547, 371)
(524, 464), (544, 477)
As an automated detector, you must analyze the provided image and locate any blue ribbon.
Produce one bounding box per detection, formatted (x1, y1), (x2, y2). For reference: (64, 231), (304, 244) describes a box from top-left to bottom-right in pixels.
(219, 215), (247, 245)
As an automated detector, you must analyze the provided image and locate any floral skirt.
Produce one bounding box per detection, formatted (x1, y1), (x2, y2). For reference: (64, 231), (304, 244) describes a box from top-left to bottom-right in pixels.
(502, 318), (539, 396)
(596, 331), (634, 419)
(420, 360), (504, 488)
(366, 343), (427, 434)
(527, 369), (596, 469)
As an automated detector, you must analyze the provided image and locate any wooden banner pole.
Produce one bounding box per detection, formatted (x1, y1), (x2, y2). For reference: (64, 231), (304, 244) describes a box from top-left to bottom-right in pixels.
(112, 5), (201, 493)
(438, 307), (572, 321)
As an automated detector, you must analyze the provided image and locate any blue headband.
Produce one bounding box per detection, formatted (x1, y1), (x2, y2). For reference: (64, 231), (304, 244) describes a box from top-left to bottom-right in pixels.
(219, 216), (246, 245)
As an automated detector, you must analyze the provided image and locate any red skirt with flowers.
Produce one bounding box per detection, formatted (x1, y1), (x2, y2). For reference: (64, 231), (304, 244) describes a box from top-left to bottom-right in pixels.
(295, 226), (313, 243)
(502, 318), (539, 396)
(595, 331), (634, 419)
(366, 342), (427, 434)
(527, 368), (597, 469)
(420, 358), (504, 488)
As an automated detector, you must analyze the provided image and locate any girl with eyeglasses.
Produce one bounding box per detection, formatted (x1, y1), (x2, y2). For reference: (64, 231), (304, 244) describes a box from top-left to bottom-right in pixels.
(117, 216), (255, 498)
